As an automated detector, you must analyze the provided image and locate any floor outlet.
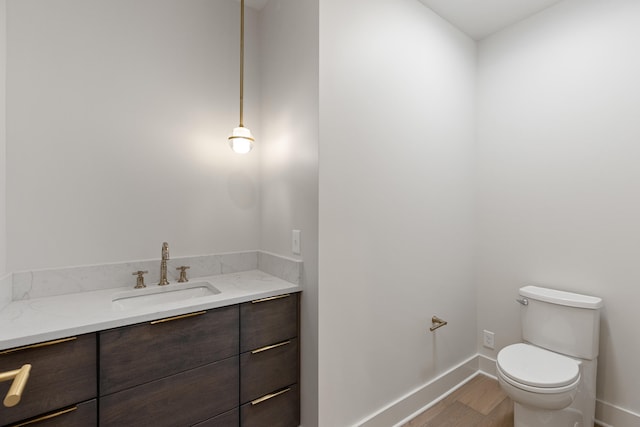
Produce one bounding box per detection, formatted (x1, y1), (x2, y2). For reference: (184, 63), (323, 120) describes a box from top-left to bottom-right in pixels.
(483, 330), (495, 349)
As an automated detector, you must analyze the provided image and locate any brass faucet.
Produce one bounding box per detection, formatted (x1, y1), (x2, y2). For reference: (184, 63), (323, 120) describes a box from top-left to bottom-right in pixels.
(176, 266), (190, 283)
(132, 270), (148, 289)
(158, 242), (170, 286)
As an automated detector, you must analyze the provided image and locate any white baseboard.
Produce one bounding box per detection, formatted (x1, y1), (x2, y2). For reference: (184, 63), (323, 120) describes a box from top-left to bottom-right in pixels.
(355, 353), (640, 427)
(595, 399), (640, 427)
(354, 355), (478, 427)
(477, 352), (497, 378)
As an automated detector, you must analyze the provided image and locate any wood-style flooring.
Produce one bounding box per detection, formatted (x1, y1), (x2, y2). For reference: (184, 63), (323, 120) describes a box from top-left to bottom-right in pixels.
(403, 374), (598, 427)
(403, 374), (513, 427)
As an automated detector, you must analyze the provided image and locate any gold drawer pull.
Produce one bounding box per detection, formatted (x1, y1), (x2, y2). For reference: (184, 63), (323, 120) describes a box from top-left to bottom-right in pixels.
(251, 340), (291, 354)
(0, 364), (31, 408)
(251, 387), (291, 406)
(251, 294), (290, 304)
(0, 337), (77, 356)
(11, 406), (77, 426)
(150, 311), (207, 325)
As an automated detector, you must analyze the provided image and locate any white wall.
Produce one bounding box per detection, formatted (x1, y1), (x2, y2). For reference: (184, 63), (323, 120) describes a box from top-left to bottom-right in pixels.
(477, 0), (640, 415)
(5, 0), (261, 271)
(0, 0), (6, 278)
(258, 0), (319, 425)
(318, 0), (476, 425)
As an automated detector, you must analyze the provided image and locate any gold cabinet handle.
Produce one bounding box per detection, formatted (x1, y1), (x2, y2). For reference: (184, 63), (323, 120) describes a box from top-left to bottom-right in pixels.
(150, 311), (207, 325)
(251, 294), (290, 304)
(251, 340), (291, 355)
(0, 364), (31, 407)
(0, 337), (77, 356)
(11, 406), (77, 426)
(251, 387), (291, 405)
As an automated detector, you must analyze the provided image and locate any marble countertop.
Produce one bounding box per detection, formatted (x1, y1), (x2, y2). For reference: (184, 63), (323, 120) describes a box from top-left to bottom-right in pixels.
(0, 270), (301, 351)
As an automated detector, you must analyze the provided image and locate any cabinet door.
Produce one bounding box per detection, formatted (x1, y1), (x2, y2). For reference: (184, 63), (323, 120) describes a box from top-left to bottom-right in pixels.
(0, 335), (97, 426)
(100, 357), (238, 427)
(4, 400), (97, 427)
(100, 305), (239, 395)
(240, 294), (298, 353)
(191, 408), (239, 427)
(240, 338), (298, 404)
(240, 384), (299, 427)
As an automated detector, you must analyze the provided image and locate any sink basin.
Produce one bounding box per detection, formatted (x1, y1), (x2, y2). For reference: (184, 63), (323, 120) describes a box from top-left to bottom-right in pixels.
(112, 282), (220, 310)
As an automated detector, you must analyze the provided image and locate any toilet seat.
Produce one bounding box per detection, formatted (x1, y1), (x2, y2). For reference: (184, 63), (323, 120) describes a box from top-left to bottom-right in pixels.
(497, 343), (580, 393)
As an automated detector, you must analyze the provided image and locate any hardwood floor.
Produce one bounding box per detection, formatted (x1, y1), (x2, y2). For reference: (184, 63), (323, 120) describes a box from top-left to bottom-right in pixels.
(403, 374), (600, 427)
(403, 374), (514, 427)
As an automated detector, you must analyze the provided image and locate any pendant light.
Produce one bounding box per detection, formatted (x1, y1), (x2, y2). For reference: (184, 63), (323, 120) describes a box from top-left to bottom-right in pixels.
(228, 0), (254, 154)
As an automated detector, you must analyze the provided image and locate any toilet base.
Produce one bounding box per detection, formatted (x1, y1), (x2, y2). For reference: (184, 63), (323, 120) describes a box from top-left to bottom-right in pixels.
(504, 353), (597, 427)
(514, 403), (583, 427)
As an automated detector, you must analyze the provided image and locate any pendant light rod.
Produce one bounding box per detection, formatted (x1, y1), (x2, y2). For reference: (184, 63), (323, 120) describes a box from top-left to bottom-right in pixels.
(239, 0), (245, 127)
(227, 0), (254, 154)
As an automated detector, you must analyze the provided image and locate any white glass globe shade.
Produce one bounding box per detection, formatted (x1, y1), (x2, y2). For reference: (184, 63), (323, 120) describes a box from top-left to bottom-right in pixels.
(228, 126), (254, 154)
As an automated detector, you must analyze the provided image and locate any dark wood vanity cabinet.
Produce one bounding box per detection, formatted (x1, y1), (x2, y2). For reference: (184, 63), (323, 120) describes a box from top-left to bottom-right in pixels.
(99, 306), (239, 395)
(241, 384), (300, 427)
(5, 400), (98, 427)
(100, 358), (239, 427)
(240, 294), (298, 352)
(1, 292), (299, 427)
(98, 306), (240, 427)
(239, 294), (300, 427)
(192, 408), (240, 427)
(0, 334), (97, 427)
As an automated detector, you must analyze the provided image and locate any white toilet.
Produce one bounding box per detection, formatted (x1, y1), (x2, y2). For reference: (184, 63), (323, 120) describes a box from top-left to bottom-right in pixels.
(496, 285), (603, 427)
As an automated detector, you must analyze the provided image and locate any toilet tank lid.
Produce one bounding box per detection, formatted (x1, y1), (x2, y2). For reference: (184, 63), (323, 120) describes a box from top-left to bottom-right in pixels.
(520, 286), (603, 309)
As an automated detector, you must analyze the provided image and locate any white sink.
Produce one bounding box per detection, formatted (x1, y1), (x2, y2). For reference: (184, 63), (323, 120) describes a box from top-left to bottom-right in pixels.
(112, 282), (220, 310)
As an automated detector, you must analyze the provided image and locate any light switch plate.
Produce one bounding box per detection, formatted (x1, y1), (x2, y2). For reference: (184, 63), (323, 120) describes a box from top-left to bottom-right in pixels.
(292, 230), (301, 255)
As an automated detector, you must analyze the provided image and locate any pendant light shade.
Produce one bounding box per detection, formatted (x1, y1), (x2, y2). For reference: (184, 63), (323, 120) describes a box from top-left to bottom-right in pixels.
(229, 126), (254, 154)
(228, 0), (254, 154)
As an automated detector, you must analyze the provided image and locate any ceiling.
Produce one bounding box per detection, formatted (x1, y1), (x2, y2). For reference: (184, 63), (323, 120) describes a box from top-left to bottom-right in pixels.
(242, 0), (566, 39)
(418, 0), (566, 39)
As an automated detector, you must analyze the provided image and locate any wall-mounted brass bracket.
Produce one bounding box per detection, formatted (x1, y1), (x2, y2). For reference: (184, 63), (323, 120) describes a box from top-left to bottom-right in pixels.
(430, 316), (448, 332)
(0, 364), (32, 407)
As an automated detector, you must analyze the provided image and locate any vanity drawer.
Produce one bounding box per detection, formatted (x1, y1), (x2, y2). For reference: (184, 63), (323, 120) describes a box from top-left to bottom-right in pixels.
(240, 383), (299, 427)
(6, 399), (97, 427)
(240, 293), (298, 353)
(99, 305), (239, 395)
(100, 356), (239, 427)
(0, 334), (97, 427)
(240, 338), (298, 404)
(192, 408), (239, 427)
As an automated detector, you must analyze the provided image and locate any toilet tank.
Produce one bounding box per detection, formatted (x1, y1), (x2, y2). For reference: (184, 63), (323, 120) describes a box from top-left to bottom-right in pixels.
(520, 286), (603, 360)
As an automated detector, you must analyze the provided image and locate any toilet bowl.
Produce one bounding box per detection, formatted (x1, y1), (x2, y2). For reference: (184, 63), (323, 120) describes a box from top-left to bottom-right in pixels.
(497, 343), (580, 410)
(496, 286), (602, 426)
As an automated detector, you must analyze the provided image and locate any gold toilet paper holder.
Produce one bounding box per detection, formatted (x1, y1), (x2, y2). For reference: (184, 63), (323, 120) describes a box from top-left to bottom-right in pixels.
(430, 316), (448, 332)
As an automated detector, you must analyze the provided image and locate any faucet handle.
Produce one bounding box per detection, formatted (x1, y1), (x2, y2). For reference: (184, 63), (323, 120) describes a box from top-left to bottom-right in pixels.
(132, 270), (148, 289)
(176, 266), (190, 283)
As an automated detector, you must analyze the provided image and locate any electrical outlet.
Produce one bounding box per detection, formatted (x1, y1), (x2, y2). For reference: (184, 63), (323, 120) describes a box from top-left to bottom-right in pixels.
(483, 330), (495, 349)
